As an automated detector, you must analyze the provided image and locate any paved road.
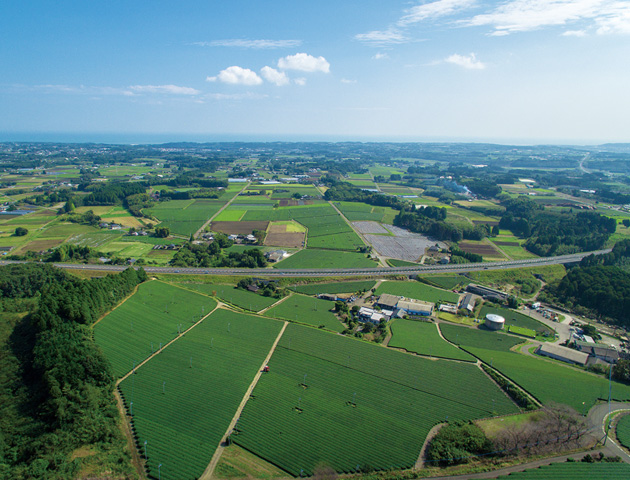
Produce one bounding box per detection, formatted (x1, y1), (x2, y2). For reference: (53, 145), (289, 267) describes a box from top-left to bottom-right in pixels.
(0, 249), (610, 277)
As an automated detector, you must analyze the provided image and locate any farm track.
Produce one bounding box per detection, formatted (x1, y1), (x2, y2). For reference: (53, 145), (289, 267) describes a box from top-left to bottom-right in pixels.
(199, 321), (289, 480)
(115, 300), (223, 384)
(194, 181), (250, 239)
(257, 293), (292, 315)
(91, 281), (144, 328)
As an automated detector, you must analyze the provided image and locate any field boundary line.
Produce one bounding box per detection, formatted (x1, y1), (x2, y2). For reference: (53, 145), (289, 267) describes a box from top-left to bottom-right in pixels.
(115, 301), (223, 385)
(91, 280), (147, 329)
(199, 321), (289, 480)
(114, 388), (147, 479)
(194, 181), (250, 238)
(257, 292), (293, 315)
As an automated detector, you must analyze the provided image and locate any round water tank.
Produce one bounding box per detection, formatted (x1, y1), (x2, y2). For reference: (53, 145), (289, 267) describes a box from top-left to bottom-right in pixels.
(485, 313), (505, 330)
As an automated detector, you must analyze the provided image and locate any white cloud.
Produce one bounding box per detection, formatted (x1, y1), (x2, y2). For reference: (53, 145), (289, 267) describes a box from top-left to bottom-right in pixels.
(277, 53), (331, 73)
(464, 0), (630, 36)
(207, 66), (263, 85)
(341, 78), (357, 84)
(260, 66), (290, 86)
(128, 84), (200, 95)
(398, 0), (476, 26)
(444, 53), (486, 69)
(372, 52), (390, 60)
(24, 84), (198, 97)
(562, 29), (588, 36)
(204, 92), (268, 100)
(355, 28), (408, 46)
(192, 39), (302, 49)
(294, 78), (307, 86)
(595, 2), (630, 34)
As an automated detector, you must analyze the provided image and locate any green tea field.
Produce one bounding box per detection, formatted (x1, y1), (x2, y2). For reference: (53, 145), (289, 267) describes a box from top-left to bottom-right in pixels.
(389, 320), (475, 361)
(265, 294), (344, 332)
(94, 281), (217, 377)
(118, 309), (284, 480)
(234, 324), (519, 476)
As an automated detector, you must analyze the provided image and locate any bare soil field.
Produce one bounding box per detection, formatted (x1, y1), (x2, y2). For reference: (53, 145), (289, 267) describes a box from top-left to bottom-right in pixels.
(458, 242), (500, 256)
(211, 221), (270, 235)
(264, 224), (305, 248)
(493, 240), (520, 246)
(22, 238), (65, 252)
(352, 221), (389, 234)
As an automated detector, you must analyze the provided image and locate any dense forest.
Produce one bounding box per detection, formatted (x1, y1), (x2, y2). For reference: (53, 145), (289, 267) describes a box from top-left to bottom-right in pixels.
(543, 240), (630, 327)
(0, 264), (146, 478)
(499, 197), (616, 256)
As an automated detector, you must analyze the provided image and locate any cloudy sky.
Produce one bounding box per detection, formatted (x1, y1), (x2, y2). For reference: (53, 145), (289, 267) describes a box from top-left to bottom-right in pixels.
(1, 0), (630, 143)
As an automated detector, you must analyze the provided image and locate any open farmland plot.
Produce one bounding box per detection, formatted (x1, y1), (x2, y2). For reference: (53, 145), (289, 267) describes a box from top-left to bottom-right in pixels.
(440, 324), (630, 413)
(94, 281), (217, 378)
(459, 241), (504, 258)
(119, 309), (283, 480)
(211, 221), (270, 235)
(265, 294), (343, 332)
(389, 320), (475, 361)
(234, 324), (519, 476)
(275, 249), (377, 269)
(375, 280), (460, 304)
(352, 220), (390, 234)
(175, 283), (280, 312)
(264, 223), (305, 248)
(290, 280), (376, 295)
(422, 275), (470, 290)
(146, 198), (228, 236)
(494, 462), (630, 479)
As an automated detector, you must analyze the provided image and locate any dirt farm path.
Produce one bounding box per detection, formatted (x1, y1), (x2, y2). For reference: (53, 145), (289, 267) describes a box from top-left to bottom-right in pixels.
(194, 181), (250, 239)
(199, 321), (289, 480)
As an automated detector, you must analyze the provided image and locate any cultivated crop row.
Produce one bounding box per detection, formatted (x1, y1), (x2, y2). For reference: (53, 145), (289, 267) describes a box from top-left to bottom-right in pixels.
(234, 325), (518, 475)
(118, 309), (283, 480)
(375, 280), (460, 304)
(265, 295), (344, 332)
(389, 320), (475, 362)
(94, 281), (217, 378)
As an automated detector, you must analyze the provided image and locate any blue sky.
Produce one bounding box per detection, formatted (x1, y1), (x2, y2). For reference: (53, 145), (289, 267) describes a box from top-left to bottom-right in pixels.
(1, 0), (630, 143)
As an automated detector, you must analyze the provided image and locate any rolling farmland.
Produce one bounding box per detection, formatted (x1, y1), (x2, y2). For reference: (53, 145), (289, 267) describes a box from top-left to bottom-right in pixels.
(177, 283), (280, 312)
(494, 462), (630, 479)
(94, 281), (217, 378)
(265, 294), (344, 332)
(389, 320), (475, 362)
(617, 414), (630, 450)
(275, 249), (377, 269)
(118, 309), (284, 480)
(441, 324), (630, 413)
(234, 324), (519, 476)
(146, 198), (229, 236)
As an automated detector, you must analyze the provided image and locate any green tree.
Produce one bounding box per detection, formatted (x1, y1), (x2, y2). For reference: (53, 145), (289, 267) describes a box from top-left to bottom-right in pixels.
(155, 226), (170, 238)
(14, 227), (28, 236)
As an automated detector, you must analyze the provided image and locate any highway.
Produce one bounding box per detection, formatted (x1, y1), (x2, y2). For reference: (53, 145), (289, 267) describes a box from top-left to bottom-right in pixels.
(0, 249), (611, 277)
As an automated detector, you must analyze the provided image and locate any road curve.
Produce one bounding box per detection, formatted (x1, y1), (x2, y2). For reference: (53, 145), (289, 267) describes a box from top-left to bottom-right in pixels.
(0, 249), (610, 277)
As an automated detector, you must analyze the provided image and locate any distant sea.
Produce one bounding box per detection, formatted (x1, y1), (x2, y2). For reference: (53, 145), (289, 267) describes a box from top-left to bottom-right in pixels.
(0, 131), (607, 146)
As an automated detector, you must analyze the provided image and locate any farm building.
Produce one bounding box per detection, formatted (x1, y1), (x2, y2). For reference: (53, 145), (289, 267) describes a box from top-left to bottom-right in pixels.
(575, 342), (620, 364)
(466, 284), (508, 301)
(377, 293), (399, 310)
(485, 314), (505, 331)
(358, 307), (387, 324)
(537, 343), (589, 366)
(459, 293), (475, 312)
(396, 299), (433, 316)
(317, 294), (338, 302)
(439, 304), (458, 314)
